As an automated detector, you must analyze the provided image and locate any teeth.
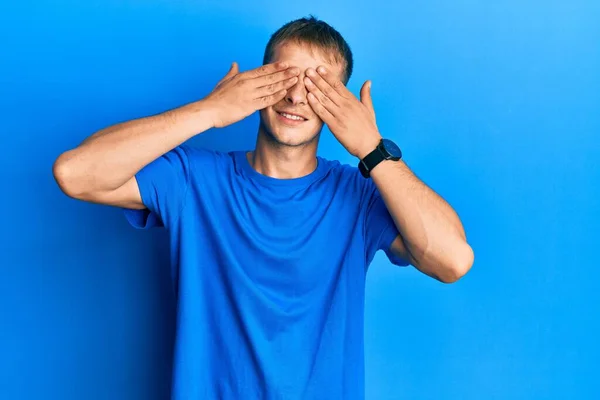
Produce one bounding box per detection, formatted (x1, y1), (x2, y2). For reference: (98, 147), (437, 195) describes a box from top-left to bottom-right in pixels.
(280, 112), (304, 121)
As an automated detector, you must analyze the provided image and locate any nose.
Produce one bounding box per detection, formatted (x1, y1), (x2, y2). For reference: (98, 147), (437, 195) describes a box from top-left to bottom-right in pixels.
(284, 73), (308, 106)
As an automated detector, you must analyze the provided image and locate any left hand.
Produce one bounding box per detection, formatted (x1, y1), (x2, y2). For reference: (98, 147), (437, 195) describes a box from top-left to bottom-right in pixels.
(304, 66), (382, 159)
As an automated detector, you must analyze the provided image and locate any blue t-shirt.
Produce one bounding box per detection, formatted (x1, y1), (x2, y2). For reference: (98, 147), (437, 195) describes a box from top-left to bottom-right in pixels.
(123, 145), (409, 400)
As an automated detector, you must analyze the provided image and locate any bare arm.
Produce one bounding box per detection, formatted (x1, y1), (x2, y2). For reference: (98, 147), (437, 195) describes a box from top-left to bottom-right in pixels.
(53, 61), (300, 208)
(53, 101), (214, 208)
(370, 159), (474, 283)
(301, 65), (473, 283)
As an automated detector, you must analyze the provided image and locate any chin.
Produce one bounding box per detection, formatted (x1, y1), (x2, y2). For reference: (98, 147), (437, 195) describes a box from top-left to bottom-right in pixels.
(259, 107), (322, 148)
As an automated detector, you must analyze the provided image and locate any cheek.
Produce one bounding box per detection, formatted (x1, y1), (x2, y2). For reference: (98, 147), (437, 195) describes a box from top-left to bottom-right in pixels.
(304, 119), (325, 137)
(310, 116), (324, 128)
(259, 108), (276, 123)
(310, 119), (322, 128)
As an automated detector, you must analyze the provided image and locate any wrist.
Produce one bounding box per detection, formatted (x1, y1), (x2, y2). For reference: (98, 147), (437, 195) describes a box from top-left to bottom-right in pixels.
(355, 134), (382, 159)
(180, 99), (217, 131)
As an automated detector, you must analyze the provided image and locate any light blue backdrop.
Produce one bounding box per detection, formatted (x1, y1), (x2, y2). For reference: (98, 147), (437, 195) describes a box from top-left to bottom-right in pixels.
(1, 1), (598, 399)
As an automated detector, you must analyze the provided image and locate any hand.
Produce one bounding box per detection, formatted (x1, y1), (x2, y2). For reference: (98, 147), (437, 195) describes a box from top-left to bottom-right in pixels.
(304, 66), (382, 158)
(202, 61), (300, 128)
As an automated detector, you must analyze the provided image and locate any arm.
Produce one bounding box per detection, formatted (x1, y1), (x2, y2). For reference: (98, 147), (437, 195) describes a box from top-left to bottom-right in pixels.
(303, 65), (474, 283)
(53, 61), (300, 207)
(367, 158), (474, 283)
(53, 101), (214, 208)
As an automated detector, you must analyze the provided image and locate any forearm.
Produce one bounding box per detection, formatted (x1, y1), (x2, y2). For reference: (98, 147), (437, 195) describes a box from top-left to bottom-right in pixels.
(54, 100), (214, 195)
(370, 159), (473, 281)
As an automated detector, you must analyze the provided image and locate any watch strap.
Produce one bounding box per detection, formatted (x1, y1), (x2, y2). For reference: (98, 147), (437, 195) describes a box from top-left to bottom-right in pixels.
(359, 140), (386, 178)
(358, 139), (402, 178)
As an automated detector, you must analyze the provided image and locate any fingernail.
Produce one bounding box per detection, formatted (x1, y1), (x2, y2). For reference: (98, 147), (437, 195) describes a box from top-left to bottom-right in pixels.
(317, 66), (326, 74)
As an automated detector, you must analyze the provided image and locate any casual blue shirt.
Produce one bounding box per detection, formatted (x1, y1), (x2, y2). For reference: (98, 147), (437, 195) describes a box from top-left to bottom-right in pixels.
(123, 145), (409, 400)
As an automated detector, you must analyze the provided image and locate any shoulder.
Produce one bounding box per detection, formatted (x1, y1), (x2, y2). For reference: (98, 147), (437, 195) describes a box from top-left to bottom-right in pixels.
(181, 144), (226, 161)
(319, 155), (373, 194)
(178, 144), (235, 171)
(319, 155), (354, 177)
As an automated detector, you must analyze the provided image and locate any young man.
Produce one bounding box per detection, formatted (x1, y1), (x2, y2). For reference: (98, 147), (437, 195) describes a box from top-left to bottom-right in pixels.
(53, 16), (473, 400)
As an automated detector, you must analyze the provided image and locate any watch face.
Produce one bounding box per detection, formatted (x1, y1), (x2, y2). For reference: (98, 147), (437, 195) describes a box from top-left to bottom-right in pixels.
(381, 139), (402, 159)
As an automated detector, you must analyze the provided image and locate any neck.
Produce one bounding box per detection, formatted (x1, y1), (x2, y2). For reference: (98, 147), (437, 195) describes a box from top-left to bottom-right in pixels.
(247, 130), (319, 179)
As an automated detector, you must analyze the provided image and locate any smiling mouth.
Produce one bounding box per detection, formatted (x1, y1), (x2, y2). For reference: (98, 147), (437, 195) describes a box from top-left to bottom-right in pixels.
(276, 111), (308, 122)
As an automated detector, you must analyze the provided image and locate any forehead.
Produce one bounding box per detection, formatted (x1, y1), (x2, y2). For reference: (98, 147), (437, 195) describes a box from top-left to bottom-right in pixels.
(271, 41), (344, 79)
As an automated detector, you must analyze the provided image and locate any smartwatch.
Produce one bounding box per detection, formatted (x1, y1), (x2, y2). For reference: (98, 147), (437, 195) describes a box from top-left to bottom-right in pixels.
(358, 138), (402, 178)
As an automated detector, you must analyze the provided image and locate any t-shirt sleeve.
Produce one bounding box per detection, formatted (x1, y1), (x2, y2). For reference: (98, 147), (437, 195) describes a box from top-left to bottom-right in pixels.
(123, 145), (192, 229)
(363, 177), (410, 267)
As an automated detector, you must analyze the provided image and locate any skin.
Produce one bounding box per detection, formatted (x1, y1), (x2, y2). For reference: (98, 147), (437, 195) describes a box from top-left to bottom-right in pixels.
(310, 65), (473, 282)
(52, 57), (301, 208)
(253, 41), (474, 283)
(248, 41), (345, 179)
(52, 39), (473, 284)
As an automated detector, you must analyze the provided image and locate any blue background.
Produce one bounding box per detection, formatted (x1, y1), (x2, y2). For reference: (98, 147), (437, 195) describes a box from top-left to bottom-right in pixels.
(1, 1), (598, 399)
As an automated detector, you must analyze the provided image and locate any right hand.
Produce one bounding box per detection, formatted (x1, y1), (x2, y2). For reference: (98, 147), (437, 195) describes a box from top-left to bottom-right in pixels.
(202, 61), (300, 128)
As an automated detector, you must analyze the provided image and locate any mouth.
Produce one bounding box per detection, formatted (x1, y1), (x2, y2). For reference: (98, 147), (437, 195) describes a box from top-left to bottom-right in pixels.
(275, 110), (308, 125)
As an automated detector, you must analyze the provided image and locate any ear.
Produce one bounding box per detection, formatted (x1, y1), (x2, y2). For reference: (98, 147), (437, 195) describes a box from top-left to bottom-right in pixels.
(360, 80), (376, 119)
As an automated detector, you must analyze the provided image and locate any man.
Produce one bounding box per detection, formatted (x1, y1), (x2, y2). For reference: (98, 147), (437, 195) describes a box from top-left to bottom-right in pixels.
(53, 16), (473, 400)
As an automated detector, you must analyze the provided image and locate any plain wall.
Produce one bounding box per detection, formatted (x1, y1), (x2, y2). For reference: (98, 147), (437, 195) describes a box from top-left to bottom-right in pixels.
(1, 1), (598, 399)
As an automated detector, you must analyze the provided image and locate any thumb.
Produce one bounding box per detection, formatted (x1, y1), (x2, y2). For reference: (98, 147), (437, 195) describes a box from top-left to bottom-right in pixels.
(360, 80), (375, 118)
(229, 61), (239, 76)
(217, 62), (239, 86)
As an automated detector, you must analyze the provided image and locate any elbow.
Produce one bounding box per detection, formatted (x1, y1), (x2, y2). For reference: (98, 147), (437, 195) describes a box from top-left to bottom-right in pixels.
(439, 244), (475, 284)
(53, 151), (87, 199)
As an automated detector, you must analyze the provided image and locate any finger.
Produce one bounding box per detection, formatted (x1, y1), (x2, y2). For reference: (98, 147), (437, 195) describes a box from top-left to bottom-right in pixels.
(315, 66), (351, 99)
(254, 76), (298, 99)
(216, 62), (239, 87)
(360, 80), (376, 119)
(255, 89), (288, 110)
(307, 92), (335, 124)
(305, 68), (343, 107)
(254, 66), (300, 88)
(316, 66), (349, 98)
(245, 61), (290, 79)
(304, 76), (340, 115)
(228, 62), (240, 77)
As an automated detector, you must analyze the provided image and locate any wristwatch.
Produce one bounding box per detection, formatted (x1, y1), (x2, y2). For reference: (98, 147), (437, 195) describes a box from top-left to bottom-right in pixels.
(358, 138), (403, 178)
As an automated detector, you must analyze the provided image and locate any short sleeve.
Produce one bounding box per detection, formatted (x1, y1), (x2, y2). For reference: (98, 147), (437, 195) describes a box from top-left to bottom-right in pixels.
(363, 178), (410, 267)
(123, 145), (192, 229)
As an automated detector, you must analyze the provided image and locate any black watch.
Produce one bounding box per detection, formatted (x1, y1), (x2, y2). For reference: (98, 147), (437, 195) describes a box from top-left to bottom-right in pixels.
(358, 138), (402, 178)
